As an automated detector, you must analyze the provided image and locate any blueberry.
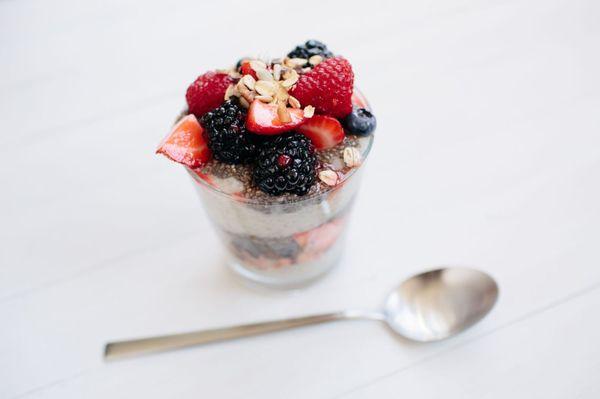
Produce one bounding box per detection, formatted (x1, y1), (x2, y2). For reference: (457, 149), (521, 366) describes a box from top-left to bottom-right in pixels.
(343, 107), (376, 136)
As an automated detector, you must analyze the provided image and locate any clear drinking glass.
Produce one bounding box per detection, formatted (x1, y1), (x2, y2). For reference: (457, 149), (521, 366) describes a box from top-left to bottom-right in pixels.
(186, 134), (373, 289)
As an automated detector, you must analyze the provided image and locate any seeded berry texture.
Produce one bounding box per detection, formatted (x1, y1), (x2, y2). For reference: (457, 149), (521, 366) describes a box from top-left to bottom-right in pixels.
(287, 40), (333, 62)
(290, 57), (354, 118)
(201, 99), (257, 164)
(186, 72), (232, 118)
(253, 133), (317, 196)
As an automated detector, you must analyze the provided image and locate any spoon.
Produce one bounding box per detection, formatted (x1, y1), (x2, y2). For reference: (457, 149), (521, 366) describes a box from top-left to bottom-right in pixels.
(104, 267), (498, 360)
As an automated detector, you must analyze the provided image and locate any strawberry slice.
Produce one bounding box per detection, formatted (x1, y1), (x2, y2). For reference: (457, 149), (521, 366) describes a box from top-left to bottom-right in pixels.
(296, 115), (345, 149)
(240, 61), (258, 80)
(351, 88), (370, 110)
(246, 100), (306, 135)
(156, 114), (211, 167)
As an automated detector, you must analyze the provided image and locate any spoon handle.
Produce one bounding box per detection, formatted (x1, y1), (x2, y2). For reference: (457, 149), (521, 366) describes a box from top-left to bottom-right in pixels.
(105, 311), (353, 360)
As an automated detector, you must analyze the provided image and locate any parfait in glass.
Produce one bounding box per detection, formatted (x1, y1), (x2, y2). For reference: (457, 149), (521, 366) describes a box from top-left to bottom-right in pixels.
(157, 40), (376, 288)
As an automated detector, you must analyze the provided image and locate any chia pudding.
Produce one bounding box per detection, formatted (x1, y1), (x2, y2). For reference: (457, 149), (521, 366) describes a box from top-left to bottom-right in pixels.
(157, 40), (376, 288)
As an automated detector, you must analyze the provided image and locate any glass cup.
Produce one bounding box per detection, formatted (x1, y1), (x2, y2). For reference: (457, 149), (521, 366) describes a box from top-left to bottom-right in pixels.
(186, 134), (373, 289)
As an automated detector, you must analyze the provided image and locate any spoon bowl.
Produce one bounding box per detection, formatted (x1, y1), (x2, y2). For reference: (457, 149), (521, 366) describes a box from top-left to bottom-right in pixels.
(384, 268), (498, 341)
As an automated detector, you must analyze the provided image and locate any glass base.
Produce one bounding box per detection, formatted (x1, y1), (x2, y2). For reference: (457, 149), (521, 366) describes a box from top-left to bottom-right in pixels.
(227, 236), (345, 289)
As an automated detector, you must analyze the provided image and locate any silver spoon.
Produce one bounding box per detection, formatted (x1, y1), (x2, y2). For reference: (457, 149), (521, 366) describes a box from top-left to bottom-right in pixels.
(104, 267), (498, 360)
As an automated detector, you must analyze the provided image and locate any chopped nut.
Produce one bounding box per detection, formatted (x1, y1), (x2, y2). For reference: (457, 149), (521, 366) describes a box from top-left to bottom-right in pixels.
(281, 68), (293, 80)
(254, 80), (277, 96)
(271, 58), (283, 65)
(237, 80), (255, 103)
(273, 64), (282, 81)
(286, 58), (307, 67)
(303, 105), (315, 118)
(255, 95), (273, 103)
(241, 74), (256, 91)
(275, 83), (289, 102)
(301, 67), (312, 74)
(277, 103), (292, 123)
(224, 84), (236, 100)
(343, 147), (361, 167)
(249, 60), (267, 70)
(239, 97), (250, 108)
(288, 95), (301, 109)
(281, 69), (299, 88)
(255, 68), (274, 82)
(308, 55), (323, 66)
(318, 170), (339, 186)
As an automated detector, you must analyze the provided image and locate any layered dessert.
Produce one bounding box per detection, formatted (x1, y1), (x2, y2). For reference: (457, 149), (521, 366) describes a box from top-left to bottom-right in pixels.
(157, 40), (376, 287)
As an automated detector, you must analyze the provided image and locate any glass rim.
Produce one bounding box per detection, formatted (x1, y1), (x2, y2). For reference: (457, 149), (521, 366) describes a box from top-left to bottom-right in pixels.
(185, 133), (374, 205)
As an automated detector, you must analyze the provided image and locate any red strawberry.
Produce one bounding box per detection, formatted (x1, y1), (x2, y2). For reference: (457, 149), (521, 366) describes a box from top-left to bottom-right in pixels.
(240, 61), (258, 80)
(296, 115), (344, 149)
(156, 114), (211, 167)
(185, 72), (232, 118)
(290, 57), (354, 118)
(294, 218), (345, 257)
(246, 100), (306, 135)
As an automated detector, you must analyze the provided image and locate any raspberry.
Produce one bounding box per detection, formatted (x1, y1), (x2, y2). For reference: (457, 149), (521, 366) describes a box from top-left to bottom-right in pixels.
(185, 72), (232, 118)
(201, 99), (257, 164)
(289, 57), (354, 118)
(253, 133), (317, 196)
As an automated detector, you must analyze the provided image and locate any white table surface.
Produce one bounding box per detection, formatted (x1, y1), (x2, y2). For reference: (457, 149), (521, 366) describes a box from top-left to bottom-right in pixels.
(2, 0), (600, 397)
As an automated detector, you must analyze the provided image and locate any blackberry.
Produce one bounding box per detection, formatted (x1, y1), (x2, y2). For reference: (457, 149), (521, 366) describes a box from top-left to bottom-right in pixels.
(253, 133), (317, 196)
(201, 98), (256, 164)
(287, 40), (333, 64)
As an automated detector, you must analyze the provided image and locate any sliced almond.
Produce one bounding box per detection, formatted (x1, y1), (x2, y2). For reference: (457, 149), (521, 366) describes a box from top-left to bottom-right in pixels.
(224, 84), (236, 100)
(255, 68), (274, 82)
(277, 103), (292, 123)
(275, 83), (289, 102)
(255, 80), (277, 96)
(308, 55), (323, 66)
(288, 95), (301, 109)
(241, 74), (256, 91)
(281, 69), (299, 88)
(286, 58), (307, 68)
(272, 64), (282, 81)
(303, 105), (315, 118)
(255, 95), (273, 103)
(237, 80), (255, 103)
(343, 147), (361, 168)
(318, 170), (339, 186)
(239, 97), (250, 108)
(249, 60), (267, 70)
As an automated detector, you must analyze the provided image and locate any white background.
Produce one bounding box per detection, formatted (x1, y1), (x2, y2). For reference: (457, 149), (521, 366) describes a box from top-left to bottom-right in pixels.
(2, 0), (600, 397)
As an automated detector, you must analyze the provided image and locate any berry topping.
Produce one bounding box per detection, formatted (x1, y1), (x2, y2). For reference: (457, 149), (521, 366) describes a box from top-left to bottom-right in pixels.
(289, 57), (354, 118)
(287, 40), (334, 64)
(156, 114), (211, 167)
(186, 72), (232, 118)
(253, 133), (317, 196)
(201, 98), (257, 164)
(239, 60), (258, 80)
(277, 154), (292, 167)
(246, 100), (306, 135)
(351, 89), (370, 110)
(296, 115), (345, 149)
(343, 107), (377, 136)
